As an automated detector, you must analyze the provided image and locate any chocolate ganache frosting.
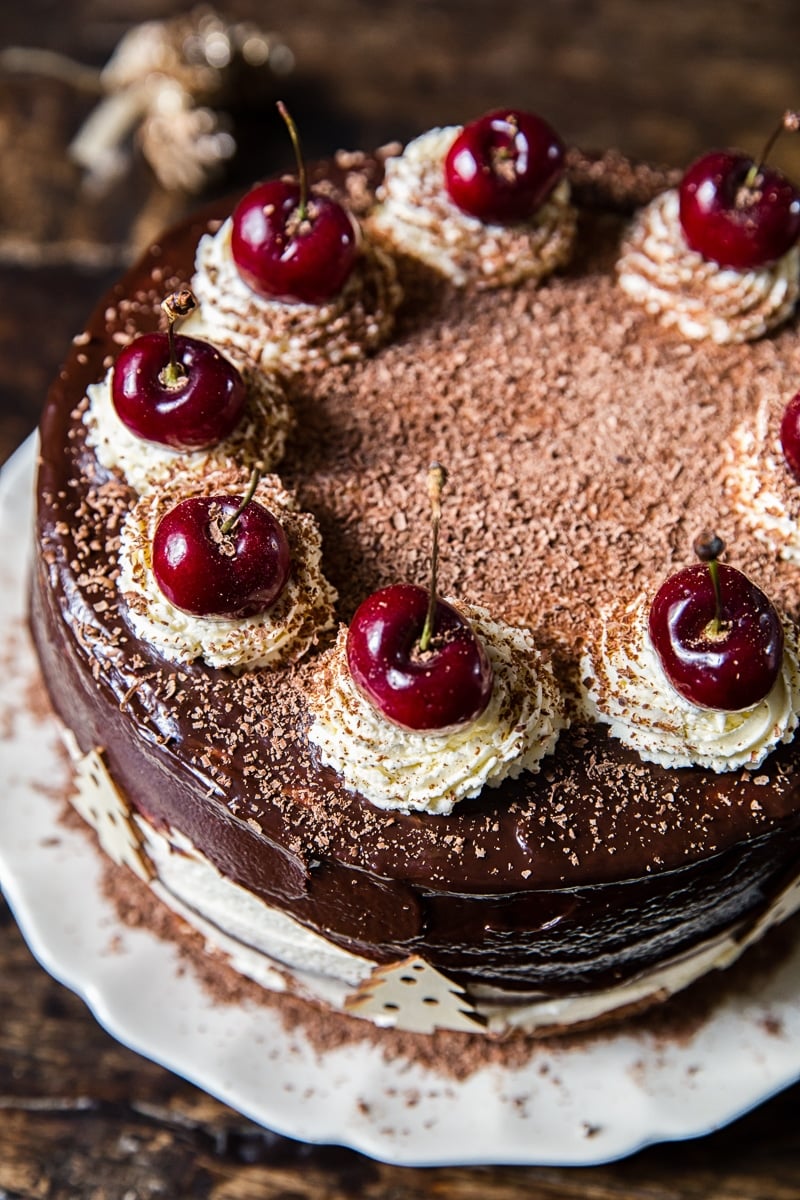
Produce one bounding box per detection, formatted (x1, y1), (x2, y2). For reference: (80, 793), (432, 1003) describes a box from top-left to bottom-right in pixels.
(31, 146), (800, 1030)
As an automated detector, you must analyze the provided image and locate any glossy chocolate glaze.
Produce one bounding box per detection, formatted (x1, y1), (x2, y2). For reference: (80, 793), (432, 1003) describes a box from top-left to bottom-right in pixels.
(32, 149), (800, 995)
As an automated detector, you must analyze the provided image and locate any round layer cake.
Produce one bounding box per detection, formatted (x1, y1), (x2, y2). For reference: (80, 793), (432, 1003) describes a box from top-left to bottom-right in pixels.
(30, 141), (800, 1037)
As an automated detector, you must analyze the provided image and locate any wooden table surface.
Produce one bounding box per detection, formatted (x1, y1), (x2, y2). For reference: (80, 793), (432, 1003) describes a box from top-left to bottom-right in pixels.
(3, 2), (800, 1195)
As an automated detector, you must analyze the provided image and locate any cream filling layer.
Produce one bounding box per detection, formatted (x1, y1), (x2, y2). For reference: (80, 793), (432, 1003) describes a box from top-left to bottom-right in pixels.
(307, 605), (566, 815)
(82, 362), (291, 494)
(581, 593), (800, 771)
(189, 218), (401, 374)
(369, 126), (576, 288)
(617, 188), (800, 343)
(724, 401), (800, 564)
(64, 731), (800, 1038)
(117, 464), (336, 670)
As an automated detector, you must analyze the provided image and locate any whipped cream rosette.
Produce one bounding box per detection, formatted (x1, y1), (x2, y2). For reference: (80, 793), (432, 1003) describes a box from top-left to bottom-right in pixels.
(724, 397), (800, 564)
(582, 591), (800, 771)
(83, 355), (291, 494)
(188, 216), (401, 375)
(118, 464), (336, 670)
(617, 189), (799, 343)
(369, 126), (576, 288)
(308, 603), (566, 814)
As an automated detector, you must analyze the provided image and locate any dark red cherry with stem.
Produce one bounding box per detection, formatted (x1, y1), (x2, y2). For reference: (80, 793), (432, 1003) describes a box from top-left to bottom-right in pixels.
(648, 533), (783, 712)
(231, 101), (359, 303)
(779, 389), (800, 482)
(112, 289), (246, 450)
(679, 110), (800, 269)
(346, 464), (494, 732)
(152, 470), (291, 619)
(444, 108), (565, 224)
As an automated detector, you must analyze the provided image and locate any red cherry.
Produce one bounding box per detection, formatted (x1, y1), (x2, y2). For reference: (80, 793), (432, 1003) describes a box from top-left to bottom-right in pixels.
(231, 180), (359, 304)
(231, 104), (358, 304)
(112, 332), (246, 450)
(648, 548), (783, 711)
(780, 390), (800, 482)
(679, 150), (800, 269)
(444, 108), (565, 224)
(152, 490), (290, 619)
(346, 583), (494, 733)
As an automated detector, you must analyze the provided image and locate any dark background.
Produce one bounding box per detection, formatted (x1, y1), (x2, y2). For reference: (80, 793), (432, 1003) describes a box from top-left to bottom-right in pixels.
(2, 1), (800, 1195)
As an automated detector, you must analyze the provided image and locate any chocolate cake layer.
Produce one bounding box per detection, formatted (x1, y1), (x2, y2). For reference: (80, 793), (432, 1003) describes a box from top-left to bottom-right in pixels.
(32, 150), (800, 997)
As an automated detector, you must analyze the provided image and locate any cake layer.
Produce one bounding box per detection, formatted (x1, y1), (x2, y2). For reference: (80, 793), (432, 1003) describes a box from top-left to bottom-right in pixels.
(32, 149), (800, 1008)
(58, 731), (800, 1037)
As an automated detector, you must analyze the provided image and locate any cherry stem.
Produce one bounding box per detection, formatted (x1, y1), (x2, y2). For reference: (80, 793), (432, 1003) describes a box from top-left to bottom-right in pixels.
(220, 468), (261, 536)
(418, 463), (448, 654)
(160, 288), (196, 387)
(277, 100), (308, 222)
(744, 110), (800, 190)
(694, 531), (726, 636)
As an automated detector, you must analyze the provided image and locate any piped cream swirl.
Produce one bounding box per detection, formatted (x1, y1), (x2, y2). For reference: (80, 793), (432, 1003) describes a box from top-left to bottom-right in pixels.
(118, 465), (336, 670)
(189, 218), (401, 375)
(369, 127), (576, 288)
(617, 188), (800, 343)
(724, 399), (800, 563)
(307, 604), (566, 814)
(582, 592), (800, 771)
(82, 359), (291, 494)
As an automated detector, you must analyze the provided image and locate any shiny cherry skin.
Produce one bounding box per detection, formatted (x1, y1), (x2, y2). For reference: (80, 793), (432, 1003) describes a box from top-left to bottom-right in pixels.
(444, 108), (565, 224)
(112, 332), (246, 451)
(679, 150), (800, 269)
(230, 179), (359, 304)
(152, 495), (291, 619)
(346, 583), (494, 732)
(648, 562), (783, 711)
(779, 390), (800, 482)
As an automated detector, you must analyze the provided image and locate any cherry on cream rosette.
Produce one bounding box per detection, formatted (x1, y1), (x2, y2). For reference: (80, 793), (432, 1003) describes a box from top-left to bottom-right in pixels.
(82, 289), (291, 493)
(368, 108), (576, 288)
(188, 103), (401, 375)
(617, 112), (800, 343)
(307, 464), (565, 813)
(581, 534), (800, 771)
(117, 463), (336, 670)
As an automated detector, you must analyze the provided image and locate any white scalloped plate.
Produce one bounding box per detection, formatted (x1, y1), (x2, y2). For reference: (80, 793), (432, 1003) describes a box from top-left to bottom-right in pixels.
(3, 435), (800, 1167)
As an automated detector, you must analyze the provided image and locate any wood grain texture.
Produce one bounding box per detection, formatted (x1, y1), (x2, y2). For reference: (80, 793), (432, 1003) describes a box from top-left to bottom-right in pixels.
(2, 1), (800, 1194)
